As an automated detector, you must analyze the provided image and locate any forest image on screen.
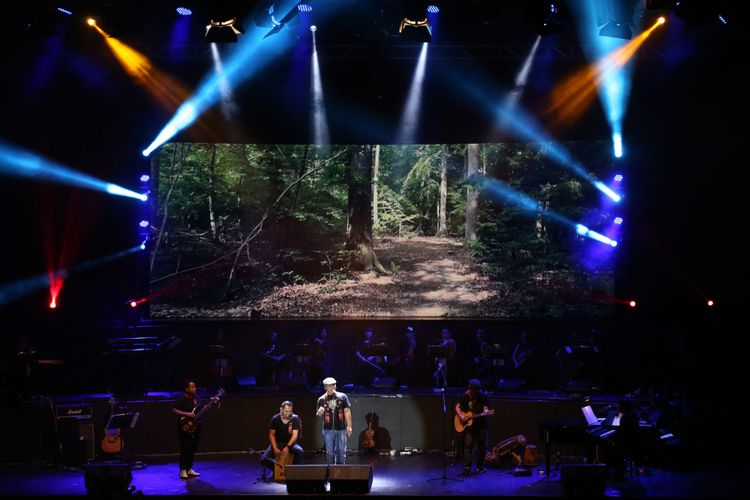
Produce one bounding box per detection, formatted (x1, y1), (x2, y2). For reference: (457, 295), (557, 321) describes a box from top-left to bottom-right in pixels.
(149, 142), (618, 318)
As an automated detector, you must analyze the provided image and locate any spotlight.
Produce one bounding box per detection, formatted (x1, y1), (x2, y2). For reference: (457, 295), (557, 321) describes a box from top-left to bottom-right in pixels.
(298, 4), (312, 12)
(310, 25), (317, 32)
(139, 174), (150, 182)
(139, 220), (149, 228)
(614, 217), (623, 225)
(538, 3), (566, 36)
(707, 299), (714, 307)
(399, 17), (432, 43)
(49, 298), (57, 309)
(427, 5), (440, 14)
(205, 17), (244, 43)
(599, 21), (632, 39)
(629, 300), (637, 308)
(176, 7), (192, 16)
(86, 18), (96, 26)
(613, 174), (623, 182)
(129, 300), (138, 308)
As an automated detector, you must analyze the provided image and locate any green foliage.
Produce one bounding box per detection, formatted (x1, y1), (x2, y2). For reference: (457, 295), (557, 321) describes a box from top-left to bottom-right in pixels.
(389, 261), (401, 274)
(282, 270), (307, 285)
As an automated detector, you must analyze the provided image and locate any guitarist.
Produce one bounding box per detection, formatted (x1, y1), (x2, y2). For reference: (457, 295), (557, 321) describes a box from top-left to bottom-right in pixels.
(455, 379), (493, 476)
(172, 379), (205, 479)
(260, 400), (303, 476)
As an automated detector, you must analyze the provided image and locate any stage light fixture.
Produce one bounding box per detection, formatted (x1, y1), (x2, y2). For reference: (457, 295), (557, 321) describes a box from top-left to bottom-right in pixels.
(538, 3), (566, 36)
(707, 299), (714, 307)
(629, 300), (637, 308)
(205, 17), (244, 43)
(399, 17), (431, 43)
(599, 21), (632, 39)
(310, 24), (317, 32)
(176, 7), (192, 16)
(298, 4), (312, 13)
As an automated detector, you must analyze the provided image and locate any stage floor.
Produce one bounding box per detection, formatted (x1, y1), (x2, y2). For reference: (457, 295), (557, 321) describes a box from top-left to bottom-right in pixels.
(0, 450), (737, 497)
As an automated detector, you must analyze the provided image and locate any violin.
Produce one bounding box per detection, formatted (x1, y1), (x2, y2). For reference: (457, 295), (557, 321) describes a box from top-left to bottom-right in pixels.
(363, 416), (375, 449)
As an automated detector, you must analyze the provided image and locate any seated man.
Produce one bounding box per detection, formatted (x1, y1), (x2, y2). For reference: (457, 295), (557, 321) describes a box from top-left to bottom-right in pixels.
(260, 400), (303, 477)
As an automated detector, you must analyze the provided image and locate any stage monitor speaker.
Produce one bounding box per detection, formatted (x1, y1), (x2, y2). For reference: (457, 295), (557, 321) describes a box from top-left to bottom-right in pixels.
(84, 462), (133, 496)
(57, 418), (95, 466)
(285, 465), (328, 494)
(372, 377), (396, 389)
(560, 464), (606, 497)
(329, 464), (373, 494)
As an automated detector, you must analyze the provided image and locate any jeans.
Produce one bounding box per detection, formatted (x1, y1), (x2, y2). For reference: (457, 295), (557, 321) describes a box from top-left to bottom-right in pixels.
(323, 429), (348, 464)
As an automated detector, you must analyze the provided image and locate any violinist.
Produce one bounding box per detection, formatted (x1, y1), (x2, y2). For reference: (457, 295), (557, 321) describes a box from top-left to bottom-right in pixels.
(396, 326), (418, 389)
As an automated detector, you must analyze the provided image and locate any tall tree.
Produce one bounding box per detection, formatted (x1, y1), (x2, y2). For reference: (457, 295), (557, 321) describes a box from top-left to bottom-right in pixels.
(207, 144), (218, 241)
(372, 144), (380, 226)
(437, 144), (448, 236)
(465, 143), (479, 243)
(347, 145), (386, 272)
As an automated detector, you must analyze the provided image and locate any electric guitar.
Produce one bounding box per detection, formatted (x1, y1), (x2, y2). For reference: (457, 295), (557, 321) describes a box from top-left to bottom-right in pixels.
(454, 409), (495, 433)
(101, 397), (123, 454)
(180, 388), (225, 434)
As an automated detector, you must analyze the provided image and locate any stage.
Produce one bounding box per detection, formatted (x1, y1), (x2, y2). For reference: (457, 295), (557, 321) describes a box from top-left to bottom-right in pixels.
(0, 449), (736, 497)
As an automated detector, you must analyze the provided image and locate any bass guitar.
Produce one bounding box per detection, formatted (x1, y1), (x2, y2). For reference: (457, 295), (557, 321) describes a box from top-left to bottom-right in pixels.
(454, 409), (495, 433)
(180, 388), (225, 434)
(101, 397), (123, 454)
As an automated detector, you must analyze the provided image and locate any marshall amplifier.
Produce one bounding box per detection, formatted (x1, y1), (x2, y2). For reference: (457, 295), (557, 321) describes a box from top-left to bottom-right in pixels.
(54, 403), (93, 420)
(54, 403), (95, 466)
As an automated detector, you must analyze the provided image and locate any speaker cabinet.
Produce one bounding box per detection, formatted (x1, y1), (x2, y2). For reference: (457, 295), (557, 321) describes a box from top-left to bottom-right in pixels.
(329, 464), (373, 494)
(57, 419), (95, 467)
(560, 464), (607, 497)
(285, 465), (328, 494)
(84, 462), (132, 495)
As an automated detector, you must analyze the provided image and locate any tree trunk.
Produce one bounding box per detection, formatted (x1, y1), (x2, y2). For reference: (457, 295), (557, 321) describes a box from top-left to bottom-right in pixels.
(207, 144), (218, 241)
(465, 143), (479, 243)
(372, 144), (380, 226)
(437, 144), (448, 236)
(346, 145), (386, 273)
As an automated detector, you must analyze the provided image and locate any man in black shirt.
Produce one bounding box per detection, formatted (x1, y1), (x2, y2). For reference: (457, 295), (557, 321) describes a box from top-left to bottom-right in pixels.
(261, 400), (303, 473)
(316, 377), (352, 464)
(455, 379), (494, 475)
(171, 379), (202, 479)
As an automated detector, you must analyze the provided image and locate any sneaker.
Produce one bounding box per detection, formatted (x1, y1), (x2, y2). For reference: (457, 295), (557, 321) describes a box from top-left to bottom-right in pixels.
(187, 469), (201, 477)
(462, 467), (471, 476)
(179, 470), (188, 479)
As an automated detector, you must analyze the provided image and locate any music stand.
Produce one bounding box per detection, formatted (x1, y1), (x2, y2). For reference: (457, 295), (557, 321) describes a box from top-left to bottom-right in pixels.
(104, 412), (140, 466)
(427, 388), (463, 485)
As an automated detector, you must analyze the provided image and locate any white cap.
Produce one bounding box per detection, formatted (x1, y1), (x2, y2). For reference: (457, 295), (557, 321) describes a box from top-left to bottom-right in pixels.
(322, 377), (337, 386)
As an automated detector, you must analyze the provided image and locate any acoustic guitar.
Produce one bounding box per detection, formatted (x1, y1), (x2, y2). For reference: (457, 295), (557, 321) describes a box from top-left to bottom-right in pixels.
(101, 397), (123, 454)
(180, 388), (225, 434)
(454, 409), (495, 433)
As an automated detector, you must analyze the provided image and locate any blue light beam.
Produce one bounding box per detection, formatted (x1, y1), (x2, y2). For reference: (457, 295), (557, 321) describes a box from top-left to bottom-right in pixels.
(1, 140), (147, 201)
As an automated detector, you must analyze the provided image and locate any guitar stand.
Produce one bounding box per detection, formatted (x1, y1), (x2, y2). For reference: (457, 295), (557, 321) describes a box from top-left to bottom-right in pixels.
(104, 411), (142, 469)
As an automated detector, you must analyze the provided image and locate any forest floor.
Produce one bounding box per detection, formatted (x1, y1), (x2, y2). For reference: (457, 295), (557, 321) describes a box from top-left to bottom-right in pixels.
(255, 236), (498, 317)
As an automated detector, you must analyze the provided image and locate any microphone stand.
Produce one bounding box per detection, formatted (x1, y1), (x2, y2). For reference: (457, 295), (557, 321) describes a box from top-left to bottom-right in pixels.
(427, 388), (462, 484)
